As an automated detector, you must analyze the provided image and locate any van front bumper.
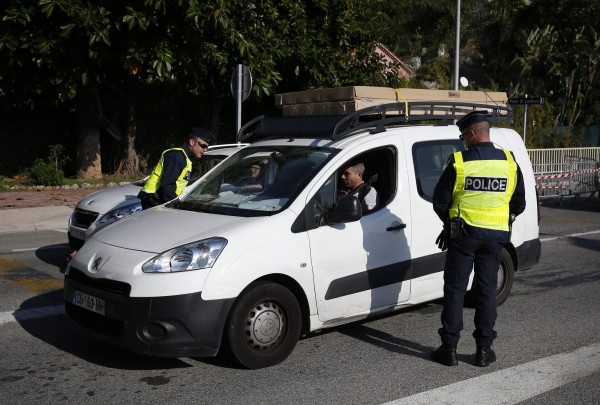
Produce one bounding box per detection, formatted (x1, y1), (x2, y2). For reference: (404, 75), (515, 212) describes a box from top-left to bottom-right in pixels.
(64, 267), (235, 358)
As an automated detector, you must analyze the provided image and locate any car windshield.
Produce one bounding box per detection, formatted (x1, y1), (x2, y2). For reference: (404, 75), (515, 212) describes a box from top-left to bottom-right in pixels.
(176, 145), (335, 216)
(190, 154), (229, 182)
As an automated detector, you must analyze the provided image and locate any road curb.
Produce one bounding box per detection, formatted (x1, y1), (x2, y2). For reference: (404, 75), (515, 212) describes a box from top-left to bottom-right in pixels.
(0, 206), (72, 234)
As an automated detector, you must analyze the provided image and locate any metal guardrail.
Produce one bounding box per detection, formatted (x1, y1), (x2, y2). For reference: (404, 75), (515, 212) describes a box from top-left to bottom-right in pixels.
(528, 148), (600, 203)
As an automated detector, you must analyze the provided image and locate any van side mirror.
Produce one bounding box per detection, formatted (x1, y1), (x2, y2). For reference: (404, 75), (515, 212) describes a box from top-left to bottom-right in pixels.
(327, 196), (362, 224)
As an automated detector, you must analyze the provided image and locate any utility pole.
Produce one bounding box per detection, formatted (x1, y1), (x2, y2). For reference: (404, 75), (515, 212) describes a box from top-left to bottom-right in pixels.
(453, 0), (461, 91)
(523, 94), (528, 145)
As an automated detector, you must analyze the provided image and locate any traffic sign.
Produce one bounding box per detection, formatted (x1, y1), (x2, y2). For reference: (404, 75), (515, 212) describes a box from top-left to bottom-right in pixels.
(508, 97), (544, 105)
(230, 64), (252, 102)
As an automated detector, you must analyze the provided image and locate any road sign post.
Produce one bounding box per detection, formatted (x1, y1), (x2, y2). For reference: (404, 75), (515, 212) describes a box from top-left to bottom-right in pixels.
(230, 64), (252, 136)
(508, 95), (544, 146)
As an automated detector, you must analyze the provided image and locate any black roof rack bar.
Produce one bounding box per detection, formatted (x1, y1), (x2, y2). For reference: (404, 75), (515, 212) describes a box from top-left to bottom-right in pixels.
(332, 101), (511, 141)
(237, 114), (267, 143)
(237, 101), (511, 143)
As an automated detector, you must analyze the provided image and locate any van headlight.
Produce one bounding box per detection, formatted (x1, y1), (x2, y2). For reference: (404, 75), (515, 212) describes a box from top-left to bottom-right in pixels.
(99, 202), (142, 224)
(142, 237), (227, 273)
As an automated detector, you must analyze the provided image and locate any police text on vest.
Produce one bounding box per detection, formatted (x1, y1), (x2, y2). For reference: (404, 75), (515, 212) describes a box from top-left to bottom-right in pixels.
(464, 176), (508, 192)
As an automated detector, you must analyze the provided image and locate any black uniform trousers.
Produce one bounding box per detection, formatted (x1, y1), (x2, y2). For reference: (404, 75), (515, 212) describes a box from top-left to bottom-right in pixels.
(439, 232), (502, 348)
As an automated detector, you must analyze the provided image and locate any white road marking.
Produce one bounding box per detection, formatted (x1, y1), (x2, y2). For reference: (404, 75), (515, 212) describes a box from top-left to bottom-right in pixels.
(1, 228), (598, 403)
(540, 229), (600, 242)
(0, 305), (65, 325)
(384, 342), (600, 405)
(384, 229), (600, 405)
(8, 244), (68, 253)
(11, 248), (39, 252)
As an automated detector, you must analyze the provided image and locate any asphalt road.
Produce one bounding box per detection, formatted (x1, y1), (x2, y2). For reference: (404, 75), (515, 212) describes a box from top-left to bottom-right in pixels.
(0, 197), (599, 404)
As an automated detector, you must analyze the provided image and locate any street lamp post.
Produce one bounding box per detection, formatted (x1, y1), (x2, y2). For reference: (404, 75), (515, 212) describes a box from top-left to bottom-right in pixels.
(454, 0), (461, 91)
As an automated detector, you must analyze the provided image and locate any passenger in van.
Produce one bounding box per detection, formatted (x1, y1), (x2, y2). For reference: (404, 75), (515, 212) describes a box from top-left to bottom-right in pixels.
(338, 162), (379, 213)
(138, 127), (215, 209)
(431, 110), (526, 368)
(234, 162), (264, 190)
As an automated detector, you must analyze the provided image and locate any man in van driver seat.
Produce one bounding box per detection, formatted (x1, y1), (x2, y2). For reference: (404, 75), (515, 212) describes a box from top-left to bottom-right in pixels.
(339, 162), (379, 213)
(431, 110), (526, 368)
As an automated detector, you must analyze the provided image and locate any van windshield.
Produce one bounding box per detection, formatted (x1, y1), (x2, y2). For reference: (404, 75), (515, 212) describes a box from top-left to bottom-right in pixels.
(176, 146), (335, 216)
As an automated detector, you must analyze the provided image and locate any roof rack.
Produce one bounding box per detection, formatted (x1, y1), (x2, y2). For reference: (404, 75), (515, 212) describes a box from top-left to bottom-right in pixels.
(237, 101), (511, 143)
(238, 86), (512, 142)
(332, 101), (511, 140)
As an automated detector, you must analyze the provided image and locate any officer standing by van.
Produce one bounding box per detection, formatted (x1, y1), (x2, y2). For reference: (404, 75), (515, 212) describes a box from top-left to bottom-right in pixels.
(431, 110), (526, 367)
(138, 127), (215, 209)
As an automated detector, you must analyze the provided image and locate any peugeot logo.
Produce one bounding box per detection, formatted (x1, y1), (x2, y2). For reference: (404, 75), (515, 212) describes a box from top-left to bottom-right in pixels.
(91, 257), (103, 272)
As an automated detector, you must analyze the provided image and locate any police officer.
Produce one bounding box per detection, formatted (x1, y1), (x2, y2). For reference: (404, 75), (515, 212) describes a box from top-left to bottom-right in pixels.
(138, 127), (215, 209)
(431, 110), (526, 367)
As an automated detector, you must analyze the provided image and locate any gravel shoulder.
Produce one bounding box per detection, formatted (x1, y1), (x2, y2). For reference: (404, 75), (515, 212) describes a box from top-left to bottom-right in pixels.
(0, 188), (106, 210)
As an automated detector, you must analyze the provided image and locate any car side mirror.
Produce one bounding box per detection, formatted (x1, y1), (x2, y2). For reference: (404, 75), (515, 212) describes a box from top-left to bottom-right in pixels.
(327, 196), (362, 224)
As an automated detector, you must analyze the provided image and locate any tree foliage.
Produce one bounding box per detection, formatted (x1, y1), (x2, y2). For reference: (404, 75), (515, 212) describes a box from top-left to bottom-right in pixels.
(382, 0), (600, 146)
(513, 25), (600, 127)
(2, 0), (600, 179)
(1, 0), (396, 178)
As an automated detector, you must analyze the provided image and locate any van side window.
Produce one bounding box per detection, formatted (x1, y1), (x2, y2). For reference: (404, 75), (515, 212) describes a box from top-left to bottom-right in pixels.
(310, 147), (396, 226)
(413, 140), (463, 202)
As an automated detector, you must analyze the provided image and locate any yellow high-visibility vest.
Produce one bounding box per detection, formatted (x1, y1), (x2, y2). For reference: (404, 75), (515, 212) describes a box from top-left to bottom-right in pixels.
(449, 150), (517, 232)
(141, 148), (192, 196)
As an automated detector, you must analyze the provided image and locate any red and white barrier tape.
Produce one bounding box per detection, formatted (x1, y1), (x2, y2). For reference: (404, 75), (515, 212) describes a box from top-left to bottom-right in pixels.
(536, 185), (568, 189)
(535, 167), (600, 180)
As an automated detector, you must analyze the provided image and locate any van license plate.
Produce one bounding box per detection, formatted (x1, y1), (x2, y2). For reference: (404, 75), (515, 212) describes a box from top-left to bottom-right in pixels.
(72, 290), (105, 316)
(69, 226), (86, 241)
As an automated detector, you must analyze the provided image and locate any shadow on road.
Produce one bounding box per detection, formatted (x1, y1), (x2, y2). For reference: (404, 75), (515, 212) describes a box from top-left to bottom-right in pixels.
(16, 289), (234, 370)
(35, 242), (71, 274)
(539, 195), (600, 212)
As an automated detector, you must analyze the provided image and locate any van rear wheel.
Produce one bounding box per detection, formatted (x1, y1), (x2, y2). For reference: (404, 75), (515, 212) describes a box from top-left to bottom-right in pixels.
(465, 248), (514, 308)
(494, 249), (515, 306)
(224, 281), (301, 369)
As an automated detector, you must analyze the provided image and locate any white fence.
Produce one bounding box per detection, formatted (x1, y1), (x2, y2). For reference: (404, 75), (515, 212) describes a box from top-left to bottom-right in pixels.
(528, 147), (600, 201)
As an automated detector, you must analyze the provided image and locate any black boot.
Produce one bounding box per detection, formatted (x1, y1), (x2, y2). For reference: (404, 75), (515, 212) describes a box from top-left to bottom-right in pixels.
(431, 344), (458, 366)
(475, 347), (496, 367)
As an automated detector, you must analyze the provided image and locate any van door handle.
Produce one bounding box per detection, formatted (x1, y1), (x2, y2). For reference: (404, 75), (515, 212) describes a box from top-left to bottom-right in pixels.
(386, 223), (406, 231)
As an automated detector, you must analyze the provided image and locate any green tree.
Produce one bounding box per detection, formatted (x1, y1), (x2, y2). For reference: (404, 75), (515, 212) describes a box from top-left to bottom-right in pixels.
(1, 0), (394, 179)
(412, 57), (450, 89)
(381, 0), (600, 144)
(380, 0), (460, 60)
(513, 24), (600, 128)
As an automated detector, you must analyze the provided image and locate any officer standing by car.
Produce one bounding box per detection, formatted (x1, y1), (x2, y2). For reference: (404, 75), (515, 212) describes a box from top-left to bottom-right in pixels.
(431, 110), (526, 367)
(138, 127), (215, 209)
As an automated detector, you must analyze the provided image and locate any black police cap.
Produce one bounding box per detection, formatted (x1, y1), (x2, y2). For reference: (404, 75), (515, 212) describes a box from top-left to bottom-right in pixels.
(191, 127), (215, 144)
(456, 110), (489, 132)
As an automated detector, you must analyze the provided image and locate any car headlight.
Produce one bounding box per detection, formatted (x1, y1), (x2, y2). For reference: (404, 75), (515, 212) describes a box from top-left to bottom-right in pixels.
(142, 237), (228, 273)
(99, 202), (142, 224)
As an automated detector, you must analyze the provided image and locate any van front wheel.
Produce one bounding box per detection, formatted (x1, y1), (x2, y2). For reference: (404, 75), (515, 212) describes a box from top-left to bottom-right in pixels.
(224, 281), (301, 369)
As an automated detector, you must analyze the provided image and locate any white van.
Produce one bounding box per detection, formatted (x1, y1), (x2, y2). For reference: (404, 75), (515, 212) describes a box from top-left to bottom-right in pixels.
(64, 88), (541, 369)
(67, 144), (247, 249)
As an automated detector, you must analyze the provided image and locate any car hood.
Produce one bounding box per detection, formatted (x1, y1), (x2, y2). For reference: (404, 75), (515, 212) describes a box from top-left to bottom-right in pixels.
(92, 206), (265, 253)
(76, 184), (142, 214)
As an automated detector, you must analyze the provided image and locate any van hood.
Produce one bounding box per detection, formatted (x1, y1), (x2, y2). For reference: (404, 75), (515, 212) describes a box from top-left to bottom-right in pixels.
(76, 183), (142, 214)
(93, 206), (265, 253)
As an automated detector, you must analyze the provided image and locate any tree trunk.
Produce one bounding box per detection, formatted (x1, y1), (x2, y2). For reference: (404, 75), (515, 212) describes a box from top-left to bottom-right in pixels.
(76, 88), (102, 180)
(114, 101), (141, 177)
